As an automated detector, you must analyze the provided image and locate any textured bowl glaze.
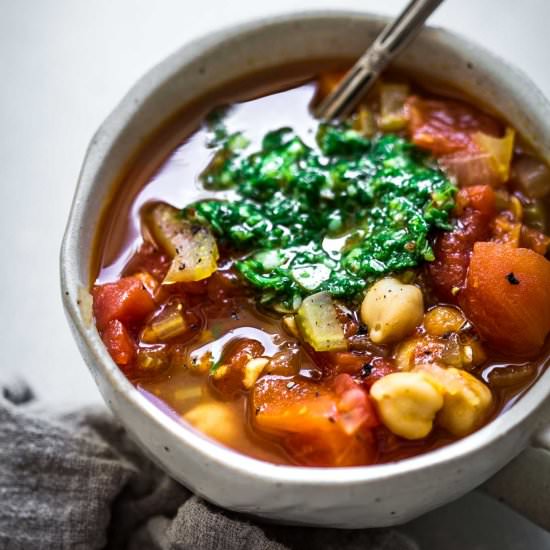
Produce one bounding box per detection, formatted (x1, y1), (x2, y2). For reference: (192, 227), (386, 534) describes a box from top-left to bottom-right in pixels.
(61, 11), (550, 528)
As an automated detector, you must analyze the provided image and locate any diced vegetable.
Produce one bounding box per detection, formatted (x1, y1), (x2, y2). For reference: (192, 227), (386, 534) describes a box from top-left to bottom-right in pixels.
(406, 96), (501, 156)
(378, 83), (410, 131)
(252, 375), (377, 466)
(136, 346), (169, 372)
(394, 332), (486, 372)
(333, 374), (380, 435)
(92, 276), (156, 331)
(134, 271), (160, 297)
(428, 185), (495, 302)
(492, 213), (522, 247)
(296, 292), (347, 352)
(460, 242), (550, 356)
(141, 300), (187, 343)
(438, 128), (514, 188)
(473, 128), (515, 183)
(521, 225), (550, 255)
(423, 306), (465, 337)
(328, 351), (369, 374)
(146, 202), (219, 284)
(513, 155), (550, 199)
(491, 202), (550, 255)
(264, 349), (300, 376)
(101, 319), (136, 367)
(209, 338), (265, 399)
(439, 149), (499, 188)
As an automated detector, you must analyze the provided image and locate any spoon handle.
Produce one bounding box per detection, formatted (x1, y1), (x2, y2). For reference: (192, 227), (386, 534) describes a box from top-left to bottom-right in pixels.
(316, 0), (444, 120)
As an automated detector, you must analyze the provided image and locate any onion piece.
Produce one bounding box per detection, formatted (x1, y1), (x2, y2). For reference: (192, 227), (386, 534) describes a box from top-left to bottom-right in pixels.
(136, 346), (169, 372)
(472, 127), (515, 183)
(439, 128), (515, 188)
(145, 202), (219, 284)
(439, 149), (500, 187)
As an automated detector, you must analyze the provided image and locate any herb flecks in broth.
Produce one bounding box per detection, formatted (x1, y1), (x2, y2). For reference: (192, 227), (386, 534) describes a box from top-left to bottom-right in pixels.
(187, 120), (456, 310)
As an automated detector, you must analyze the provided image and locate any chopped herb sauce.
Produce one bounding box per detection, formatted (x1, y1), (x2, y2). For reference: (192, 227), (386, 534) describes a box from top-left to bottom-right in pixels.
(185, 117), (456, 310)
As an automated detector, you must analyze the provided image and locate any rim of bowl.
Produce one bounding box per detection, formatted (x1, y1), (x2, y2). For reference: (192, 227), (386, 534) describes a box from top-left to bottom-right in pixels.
(61, 9), (550, 486)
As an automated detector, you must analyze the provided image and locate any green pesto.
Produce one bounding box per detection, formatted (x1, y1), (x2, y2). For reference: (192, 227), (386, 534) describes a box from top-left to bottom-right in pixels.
(185, 118), (456, 311)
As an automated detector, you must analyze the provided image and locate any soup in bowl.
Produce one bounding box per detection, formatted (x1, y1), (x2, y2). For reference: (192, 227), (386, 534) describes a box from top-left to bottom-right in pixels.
(61, 12), (550, 527)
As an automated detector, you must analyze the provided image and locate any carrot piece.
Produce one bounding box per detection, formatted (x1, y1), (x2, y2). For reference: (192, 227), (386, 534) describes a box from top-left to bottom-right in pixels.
(92, 276), (156, 330)
(101, 320), (136, 367)
(252, 375), (377, 466)
(460, 242), (550, 356)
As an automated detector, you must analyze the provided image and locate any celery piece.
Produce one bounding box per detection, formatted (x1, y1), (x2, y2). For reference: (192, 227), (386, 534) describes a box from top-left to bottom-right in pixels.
(296, 292), (347, 352)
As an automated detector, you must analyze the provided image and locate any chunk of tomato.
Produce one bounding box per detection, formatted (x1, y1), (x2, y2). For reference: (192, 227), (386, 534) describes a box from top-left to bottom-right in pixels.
(92, 276), (156, 330)
(406, 96), (501, 156)
(460, 242), (550, 356)
(428, 185), (496, 302)
(101, 320), (136, 368)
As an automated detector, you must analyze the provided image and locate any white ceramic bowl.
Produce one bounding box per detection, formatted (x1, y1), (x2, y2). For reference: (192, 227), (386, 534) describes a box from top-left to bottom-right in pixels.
(61, 11), (550, 528)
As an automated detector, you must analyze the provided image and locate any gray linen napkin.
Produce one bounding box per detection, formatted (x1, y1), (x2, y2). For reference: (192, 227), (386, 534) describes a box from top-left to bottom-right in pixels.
(0, 376), (416, 550)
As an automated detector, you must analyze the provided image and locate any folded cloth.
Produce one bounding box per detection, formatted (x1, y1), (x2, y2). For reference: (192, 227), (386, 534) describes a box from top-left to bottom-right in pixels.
(0, 376), (416, 550)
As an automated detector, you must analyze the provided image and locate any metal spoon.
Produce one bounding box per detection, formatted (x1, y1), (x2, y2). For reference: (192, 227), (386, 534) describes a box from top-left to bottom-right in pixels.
(316, 0), (444, 120)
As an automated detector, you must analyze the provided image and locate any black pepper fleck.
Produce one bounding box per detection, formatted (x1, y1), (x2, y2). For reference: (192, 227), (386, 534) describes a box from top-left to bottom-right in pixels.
(360, 363), (373, 378)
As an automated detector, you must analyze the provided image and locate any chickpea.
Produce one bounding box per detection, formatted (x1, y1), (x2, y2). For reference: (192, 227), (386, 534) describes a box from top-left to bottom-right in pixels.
(438, 368), (492, 436)
(370, 372), (444, 440)
(361, 278), (424, 344)
(415, 363), (493, 436)
(423, 306), (465, 337)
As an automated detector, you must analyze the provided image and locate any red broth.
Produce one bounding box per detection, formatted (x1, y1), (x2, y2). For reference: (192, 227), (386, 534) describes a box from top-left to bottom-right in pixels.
(92, 66), (550, 467)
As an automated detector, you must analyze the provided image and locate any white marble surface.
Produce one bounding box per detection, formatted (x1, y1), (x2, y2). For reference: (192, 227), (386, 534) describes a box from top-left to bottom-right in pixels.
(1, 0), (549, 547)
